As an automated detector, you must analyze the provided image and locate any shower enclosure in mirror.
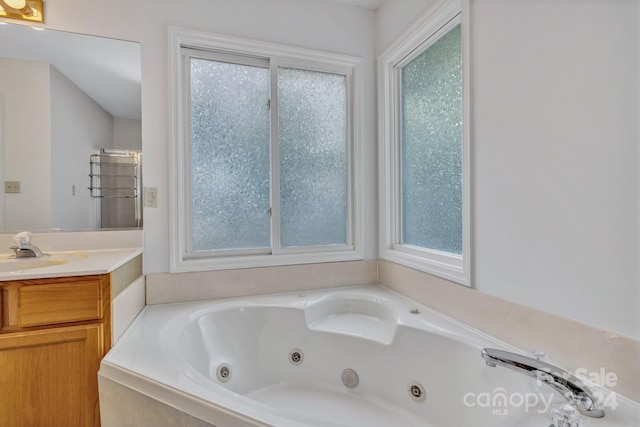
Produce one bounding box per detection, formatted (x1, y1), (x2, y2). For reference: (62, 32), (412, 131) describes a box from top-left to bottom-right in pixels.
(0, 23), (142, 231)
(89, 149), (142, 228)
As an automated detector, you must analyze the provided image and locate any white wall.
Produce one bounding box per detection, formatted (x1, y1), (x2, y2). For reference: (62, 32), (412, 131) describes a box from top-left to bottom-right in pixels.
(376, 0), (438, 53)
(378, 0), (640, 338)
(471, 0), (639, 339)
(51, 65), (113, 230)
(0, 59), (115, 231)
(27, 0), (378, 273)
(113, 118), (142, 151)
(13, 0), (638, 338)
(0, 58), (52, 231)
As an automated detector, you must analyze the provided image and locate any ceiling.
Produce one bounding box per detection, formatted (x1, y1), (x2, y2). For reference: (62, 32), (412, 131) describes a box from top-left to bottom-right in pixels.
(328, 0), (384, 9)
(0, 23), (141, 120)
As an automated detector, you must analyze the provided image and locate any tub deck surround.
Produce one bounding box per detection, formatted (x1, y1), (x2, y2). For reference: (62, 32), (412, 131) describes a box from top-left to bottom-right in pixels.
(145, 259), (377, 304)
(378, 260), (640, 404)
(99, 286), (640, 427)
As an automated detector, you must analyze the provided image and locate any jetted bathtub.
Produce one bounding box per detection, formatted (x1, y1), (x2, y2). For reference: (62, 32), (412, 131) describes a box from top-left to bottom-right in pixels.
(99, 286), (639, 427)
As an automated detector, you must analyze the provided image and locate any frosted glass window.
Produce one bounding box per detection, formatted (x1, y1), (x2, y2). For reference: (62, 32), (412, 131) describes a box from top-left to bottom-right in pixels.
(401, 24), (462, 254)
(278, 67), (348, 247)
(190, 58), (271, 251)
(173, 31), (363, 271)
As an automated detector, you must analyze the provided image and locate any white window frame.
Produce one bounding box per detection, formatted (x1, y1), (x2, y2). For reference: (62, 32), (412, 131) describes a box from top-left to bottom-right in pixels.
(169, 28), (364, 273)
(378, 0), (471, 286)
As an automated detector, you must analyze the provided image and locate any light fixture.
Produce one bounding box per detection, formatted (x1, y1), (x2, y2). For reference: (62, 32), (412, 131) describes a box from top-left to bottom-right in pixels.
(4, 0), (26, 9)
(0, 0), (43, 23)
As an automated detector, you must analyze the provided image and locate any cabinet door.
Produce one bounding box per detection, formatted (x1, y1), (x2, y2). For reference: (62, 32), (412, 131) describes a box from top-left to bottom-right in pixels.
(0, 324), (103, 427)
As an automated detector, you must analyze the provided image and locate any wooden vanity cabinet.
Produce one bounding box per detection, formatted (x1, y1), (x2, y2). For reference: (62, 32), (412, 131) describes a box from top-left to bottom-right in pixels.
(0, 274), (111, 427)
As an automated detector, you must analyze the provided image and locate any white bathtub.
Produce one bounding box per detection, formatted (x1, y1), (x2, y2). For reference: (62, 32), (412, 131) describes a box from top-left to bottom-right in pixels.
(99, 286), (639, 427)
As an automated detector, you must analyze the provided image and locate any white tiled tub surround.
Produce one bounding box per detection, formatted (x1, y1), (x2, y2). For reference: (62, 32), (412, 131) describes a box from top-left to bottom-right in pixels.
(378, 260), (640, 404)
(145, 260), (378, 304)
(100, 285), (640, 427)
(112, 275), (146, 342)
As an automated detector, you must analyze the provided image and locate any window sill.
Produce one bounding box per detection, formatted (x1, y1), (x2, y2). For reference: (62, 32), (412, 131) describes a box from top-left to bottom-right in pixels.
(380, 247), (469, 287)
(171, 249), (364, 273)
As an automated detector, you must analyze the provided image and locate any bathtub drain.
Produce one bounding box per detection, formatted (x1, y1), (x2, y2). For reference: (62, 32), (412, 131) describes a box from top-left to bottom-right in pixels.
(216, 364), (231, 383)
(289, 349), (304, 366)
(408, 381), (426, 402)
(341, 369), (359, 389)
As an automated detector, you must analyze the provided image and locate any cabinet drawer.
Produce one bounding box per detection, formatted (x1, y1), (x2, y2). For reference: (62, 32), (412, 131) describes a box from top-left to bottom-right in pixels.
(18, 279), (103, 327)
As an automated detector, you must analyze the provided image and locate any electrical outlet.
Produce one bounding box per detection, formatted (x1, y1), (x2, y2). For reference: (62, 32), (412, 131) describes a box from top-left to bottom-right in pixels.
(4, 181), (20, 194)
(144, 186), (158, 208)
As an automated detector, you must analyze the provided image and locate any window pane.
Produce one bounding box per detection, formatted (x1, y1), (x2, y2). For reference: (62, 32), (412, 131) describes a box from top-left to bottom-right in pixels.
(190, 58), (270, 251)
(278, 67), (348, 247)
(401, 24), (462, 254)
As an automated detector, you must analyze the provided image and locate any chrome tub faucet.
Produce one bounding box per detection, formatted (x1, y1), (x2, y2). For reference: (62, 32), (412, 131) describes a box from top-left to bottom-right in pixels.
(481, 348), (604, 418)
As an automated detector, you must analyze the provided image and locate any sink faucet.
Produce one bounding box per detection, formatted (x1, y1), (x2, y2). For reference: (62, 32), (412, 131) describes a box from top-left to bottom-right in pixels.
(481, 348), (604, 418)
(10, 231), (44, 258)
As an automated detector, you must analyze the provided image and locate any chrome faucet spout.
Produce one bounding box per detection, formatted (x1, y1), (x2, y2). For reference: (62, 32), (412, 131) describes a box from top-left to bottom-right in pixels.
(9, 231), (44, 258)
(481, 348), (604, 418)
(10, 243), (44, 258)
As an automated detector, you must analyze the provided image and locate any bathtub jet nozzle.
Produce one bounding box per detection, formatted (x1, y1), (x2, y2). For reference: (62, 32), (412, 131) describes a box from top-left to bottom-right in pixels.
(216, 364), (231, 383)
(481, 348), (604, 418)
(341, 368), (359, 389)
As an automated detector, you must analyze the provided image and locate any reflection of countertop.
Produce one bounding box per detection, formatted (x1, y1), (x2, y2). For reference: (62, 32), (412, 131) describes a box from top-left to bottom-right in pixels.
(0, 248), (142, 281)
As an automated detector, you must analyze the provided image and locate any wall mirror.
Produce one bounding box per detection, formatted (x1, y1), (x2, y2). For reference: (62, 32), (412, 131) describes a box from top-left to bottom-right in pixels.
(0, 22), (142, 232)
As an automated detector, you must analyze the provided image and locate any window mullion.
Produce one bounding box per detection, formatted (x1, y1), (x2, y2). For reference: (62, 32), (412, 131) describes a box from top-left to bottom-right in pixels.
(269, 61), (283, 254)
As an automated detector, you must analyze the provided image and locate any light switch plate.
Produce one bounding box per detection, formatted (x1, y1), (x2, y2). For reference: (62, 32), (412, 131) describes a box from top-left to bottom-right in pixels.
(5, 181), (20, 194)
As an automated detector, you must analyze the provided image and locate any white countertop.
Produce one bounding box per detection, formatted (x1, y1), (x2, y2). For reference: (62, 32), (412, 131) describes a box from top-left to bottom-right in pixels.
(0, 248), (142, 281)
